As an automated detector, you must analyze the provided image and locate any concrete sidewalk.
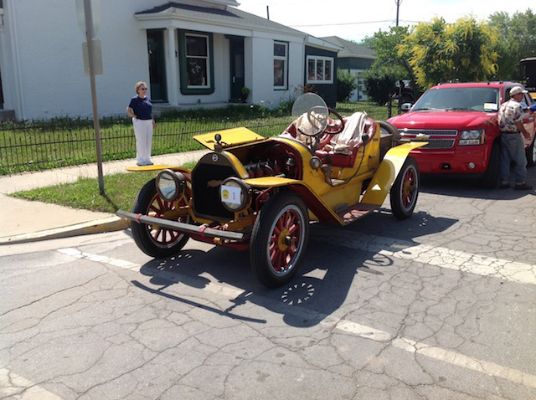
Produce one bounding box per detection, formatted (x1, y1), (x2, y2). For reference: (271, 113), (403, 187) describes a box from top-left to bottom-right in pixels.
(0, 150), (208, 245)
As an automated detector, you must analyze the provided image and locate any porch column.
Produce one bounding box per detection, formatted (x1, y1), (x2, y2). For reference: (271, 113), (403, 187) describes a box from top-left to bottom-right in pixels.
(166, 27), (178, 105)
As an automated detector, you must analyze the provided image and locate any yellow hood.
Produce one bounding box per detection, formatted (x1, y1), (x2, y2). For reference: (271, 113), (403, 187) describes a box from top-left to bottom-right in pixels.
(193, 127), (266, 150)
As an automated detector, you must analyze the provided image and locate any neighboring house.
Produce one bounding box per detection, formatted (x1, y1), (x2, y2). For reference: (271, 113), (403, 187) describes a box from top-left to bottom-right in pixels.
(0, 0), (339, 120)
(321, 36), (375, 101)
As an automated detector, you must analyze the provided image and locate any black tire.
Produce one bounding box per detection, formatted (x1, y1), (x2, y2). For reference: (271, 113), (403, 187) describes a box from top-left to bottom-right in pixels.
(526, 136), (536, 167)
(131, 179), (190, 258)
(481, 143), (500, 188)
(379, 121), (401, 160)
(390, 157), (419, 220)
(250, 192), (309, 288)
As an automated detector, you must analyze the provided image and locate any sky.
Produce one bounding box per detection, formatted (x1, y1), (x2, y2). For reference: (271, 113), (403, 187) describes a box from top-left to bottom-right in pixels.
(237, 0), (534, 42)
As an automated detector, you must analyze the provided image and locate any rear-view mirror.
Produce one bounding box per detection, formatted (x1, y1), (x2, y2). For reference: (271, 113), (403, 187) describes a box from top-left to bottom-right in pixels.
(400, 103), (412, 112)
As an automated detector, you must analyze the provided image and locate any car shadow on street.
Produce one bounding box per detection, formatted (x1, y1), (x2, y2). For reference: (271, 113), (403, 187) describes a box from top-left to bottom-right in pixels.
(420, 167), (536, 200)
(132, 210), (457, 328)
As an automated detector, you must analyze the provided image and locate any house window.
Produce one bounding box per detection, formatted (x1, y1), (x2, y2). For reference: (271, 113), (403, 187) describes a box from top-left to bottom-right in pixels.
(273, 41), (288, 89)
(178, 30), (214, 95)
(307, 56), (334, 84)
(186, 33), (210, 88)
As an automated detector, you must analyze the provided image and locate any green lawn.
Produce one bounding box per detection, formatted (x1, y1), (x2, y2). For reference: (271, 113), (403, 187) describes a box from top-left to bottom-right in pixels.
(0, 101), (389, 175)
(12, 171), (159, 214)
(9, 101), (390, 214)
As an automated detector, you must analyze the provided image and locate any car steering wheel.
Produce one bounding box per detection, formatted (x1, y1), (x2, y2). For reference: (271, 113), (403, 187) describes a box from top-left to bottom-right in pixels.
(324, 108), (345, 135)
(297, 107), (345, 137)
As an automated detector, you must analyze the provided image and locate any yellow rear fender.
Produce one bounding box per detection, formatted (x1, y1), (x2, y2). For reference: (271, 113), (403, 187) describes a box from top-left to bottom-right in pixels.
(244, 177), (342, 224)
(361, 142), (426, 206)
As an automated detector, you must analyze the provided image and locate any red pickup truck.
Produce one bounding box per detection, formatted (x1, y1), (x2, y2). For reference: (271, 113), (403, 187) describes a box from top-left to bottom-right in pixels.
(388, 82), (536, 187)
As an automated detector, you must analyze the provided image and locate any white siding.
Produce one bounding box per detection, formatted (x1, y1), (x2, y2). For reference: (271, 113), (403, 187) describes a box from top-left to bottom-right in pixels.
(248, 36), (304, 107)
(0, 0), (316, 120)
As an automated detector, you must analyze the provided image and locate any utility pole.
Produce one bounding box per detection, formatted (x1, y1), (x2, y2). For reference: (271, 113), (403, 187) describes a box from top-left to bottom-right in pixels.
(395, 0), (401, 27)
(83, 0), (105, 195)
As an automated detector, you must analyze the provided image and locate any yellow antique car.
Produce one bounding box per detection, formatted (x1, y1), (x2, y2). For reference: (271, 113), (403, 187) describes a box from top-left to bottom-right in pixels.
(117, 94), (425, 287)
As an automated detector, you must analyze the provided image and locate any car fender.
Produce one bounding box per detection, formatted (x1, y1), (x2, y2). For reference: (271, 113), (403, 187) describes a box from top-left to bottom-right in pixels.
(361, 142), (426, 206)
(126, 165), (192, 180)
(244, 176), (341, 224)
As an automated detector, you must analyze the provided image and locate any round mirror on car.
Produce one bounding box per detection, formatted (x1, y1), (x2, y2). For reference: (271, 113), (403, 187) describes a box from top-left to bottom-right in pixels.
(156, 170), (186, 201)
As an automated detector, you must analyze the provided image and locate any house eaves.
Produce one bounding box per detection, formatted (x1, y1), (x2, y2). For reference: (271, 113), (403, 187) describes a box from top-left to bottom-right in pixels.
(321, 36), (376, 60)
(135, 2), (308, 40)
(305, 35), (341, 53)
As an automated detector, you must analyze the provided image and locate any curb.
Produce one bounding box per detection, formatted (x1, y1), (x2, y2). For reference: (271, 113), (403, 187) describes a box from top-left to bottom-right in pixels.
(0, 216), (129, 245)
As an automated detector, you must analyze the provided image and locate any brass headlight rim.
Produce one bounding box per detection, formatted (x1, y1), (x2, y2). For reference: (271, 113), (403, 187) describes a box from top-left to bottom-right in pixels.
(220, 177), (251, 212)
(156, 169), (186, 202)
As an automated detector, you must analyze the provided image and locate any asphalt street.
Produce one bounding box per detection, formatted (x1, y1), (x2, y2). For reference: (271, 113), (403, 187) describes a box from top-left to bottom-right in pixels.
(1, 176), (535, 400)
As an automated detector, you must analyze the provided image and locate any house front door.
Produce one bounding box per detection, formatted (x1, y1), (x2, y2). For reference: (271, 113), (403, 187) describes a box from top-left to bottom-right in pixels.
(147, 29), (167, 103)
(229, 36), (244, 102)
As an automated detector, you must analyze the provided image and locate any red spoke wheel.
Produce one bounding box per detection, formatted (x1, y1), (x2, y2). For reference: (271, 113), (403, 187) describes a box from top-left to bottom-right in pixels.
(390, 157), (420, 220)
(250, 192), (309, 288)
(131, 179), (190, 258)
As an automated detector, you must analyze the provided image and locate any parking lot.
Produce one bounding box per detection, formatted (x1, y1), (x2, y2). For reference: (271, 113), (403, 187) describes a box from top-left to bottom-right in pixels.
(1, 172), (535, 400)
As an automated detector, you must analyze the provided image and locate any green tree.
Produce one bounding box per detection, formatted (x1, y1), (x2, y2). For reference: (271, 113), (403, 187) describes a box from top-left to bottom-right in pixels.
(363, 26), (415, 87)
(400, 17), (499, 88)
(489, 9), (536, 80)
(336, 70), (357, 101)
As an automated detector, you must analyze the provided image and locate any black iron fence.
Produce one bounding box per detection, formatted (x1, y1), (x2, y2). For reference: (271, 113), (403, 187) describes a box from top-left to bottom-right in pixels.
(0, 115), (292, 175)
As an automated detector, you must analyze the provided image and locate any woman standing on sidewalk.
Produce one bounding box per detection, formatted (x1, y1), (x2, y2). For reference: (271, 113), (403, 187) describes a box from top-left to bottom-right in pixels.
(127, 81), (155, 166)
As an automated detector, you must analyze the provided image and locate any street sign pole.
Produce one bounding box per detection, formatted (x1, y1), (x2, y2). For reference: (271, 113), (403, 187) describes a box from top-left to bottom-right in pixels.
(83, 0), (105, 195)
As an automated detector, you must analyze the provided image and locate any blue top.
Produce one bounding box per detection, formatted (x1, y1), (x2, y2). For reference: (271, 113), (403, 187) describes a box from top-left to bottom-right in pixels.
(128, 96), (152, 120)
(530, 103), (536, 112)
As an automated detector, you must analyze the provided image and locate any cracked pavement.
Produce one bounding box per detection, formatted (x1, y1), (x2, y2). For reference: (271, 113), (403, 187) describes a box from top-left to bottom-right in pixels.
(1, 176), (535, 400)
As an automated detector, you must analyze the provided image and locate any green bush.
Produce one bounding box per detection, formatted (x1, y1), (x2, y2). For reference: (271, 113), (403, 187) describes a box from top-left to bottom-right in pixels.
(364, 70), (397, 105)
(337, 70), (358, 102)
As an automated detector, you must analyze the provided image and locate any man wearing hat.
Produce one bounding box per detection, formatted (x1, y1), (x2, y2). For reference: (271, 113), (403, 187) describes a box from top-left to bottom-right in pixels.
(497, 86), (533, 190)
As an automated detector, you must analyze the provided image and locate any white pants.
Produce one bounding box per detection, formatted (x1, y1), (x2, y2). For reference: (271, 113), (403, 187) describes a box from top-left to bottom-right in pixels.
(132, 118), (153, 164)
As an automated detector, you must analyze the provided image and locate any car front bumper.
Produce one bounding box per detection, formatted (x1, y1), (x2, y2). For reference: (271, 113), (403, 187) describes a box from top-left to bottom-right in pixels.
(116, 210), (245, 241)
(409, 147), (490, 174)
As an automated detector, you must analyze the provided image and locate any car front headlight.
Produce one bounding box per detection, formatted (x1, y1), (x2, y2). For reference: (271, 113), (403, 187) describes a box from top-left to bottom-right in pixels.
(156, 170), (186, 201)
(459, 129), (484, 145)
(220, 177), (250, 212)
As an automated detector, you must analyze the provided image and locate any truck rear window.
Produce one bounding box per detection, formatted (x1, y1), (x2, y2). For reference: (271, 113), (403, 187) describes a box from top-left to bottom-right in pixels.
(412, 87), (499, 112)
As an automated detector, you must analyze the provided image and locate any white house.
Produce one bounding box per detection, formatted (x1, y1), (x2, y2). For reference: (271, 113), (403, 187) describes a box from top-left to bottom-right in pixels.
(321, 36), (376, 101)
(0, 0), (339, 120)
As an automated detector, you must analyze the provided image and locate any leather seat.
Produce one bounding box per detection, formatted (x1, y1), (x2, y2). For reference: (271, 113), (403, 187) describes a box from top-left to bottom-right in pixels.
(315, 112), (369, 168)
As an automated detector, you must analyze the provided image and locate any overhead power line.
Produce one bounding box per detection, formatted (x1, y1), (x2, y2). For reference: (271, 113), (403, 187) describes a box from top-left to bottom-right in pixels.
(291, 19), (421, 28)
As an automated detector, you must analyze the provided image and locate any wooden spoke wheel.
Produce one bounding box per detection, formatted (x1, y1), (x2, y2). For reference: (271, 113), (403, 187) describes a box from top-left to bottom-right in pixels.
(250, 192), (309, 287)
(131, 179), (190, 258)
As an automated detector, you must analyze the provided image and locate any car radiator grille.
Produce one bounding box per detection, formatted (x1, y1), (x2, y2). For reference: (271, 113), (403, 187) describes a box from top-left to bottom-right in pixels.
(400, 129), (457, 149)
(191, 154), (237, 220)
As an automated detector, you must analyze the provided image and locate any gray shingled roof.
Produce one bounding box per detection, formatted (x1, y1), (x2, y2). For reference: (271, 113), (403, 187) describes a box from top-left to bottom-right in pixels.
(136, 2), (307, 38)
(321, 36), (376, 59)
